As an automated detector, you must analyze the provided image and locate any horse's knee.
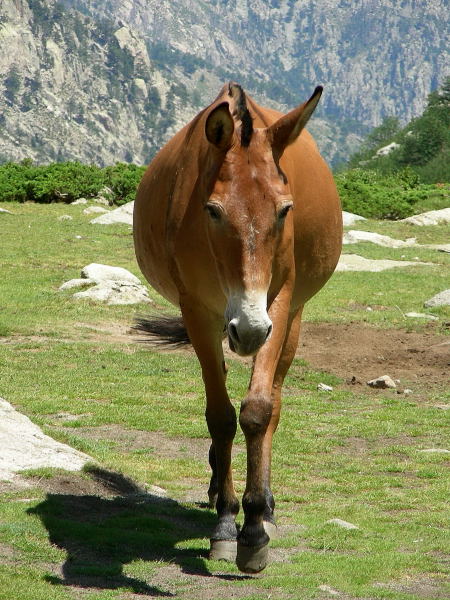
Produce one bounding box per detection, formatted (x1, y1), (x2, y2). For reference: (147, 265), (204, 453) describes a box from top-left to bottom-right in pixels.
(239, 395), (272, 437)
(206, 404), (237, 441)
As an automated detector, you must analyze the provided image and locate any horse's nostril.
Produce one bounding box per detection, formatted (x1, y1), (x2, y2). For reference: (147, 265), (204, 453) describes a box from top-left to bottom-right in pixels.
(265, 324), (273, 341)
(229, 322), (239, 343)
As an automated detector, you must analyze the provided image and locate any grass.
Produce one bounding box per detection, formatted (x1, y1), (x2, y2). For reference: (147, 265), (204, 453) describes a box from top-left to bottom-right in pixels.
(0, 201), (449, 599)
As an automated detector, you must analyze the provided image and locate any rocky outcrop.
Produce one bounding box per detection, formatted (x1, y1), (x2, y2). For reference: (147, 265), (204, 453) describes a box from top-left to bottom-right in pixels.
(0, 0), (448, 167)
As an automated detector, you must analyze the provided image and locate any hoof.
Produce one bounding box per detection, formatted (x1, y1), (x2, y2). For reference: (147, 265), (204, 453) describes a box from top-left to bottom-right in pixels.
(209, 539), (237, 562)
(236, 542), (269, 574)
(263, 520), (277, 540)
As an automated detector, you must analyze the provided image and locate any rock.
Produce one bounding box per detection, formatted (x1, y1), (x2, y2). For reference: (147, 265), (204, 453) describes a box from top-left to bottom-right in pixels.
(60, 263), (151, 305)
(336, 254), (432, 272)
(375, 141), (400, 156)
(71, 198), (88, 205)
(367, 375), (397, 389)
(405, 312), (439, 320)
(425, 243), (450, 253)
(0, 397), (92, 481)
(83, 205), (109, 215)
(59, 278), (96, 291)
(73, 280), (151, 305)
(318, 383), (333, 392)
(326, 518), (359, 530)
(57, 214), (73, 221)
(90, 201), (134, 225)
(342, 211), (366, 226)
(343, 230), (416, 248)
(424, 290), (450, 308)
(318, 584), (340, 596)
(81, 263), (141, 285)
(0, 207), (13, 214)
(419, 448), (450, 454)
(403, 389), (413, 395)
(401, 208), (450, 226)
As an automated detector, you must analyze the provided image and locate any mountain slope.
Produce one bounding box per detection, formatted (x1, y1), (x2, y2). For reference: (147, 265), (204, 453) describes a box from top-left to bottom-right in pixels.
(0, 0), (448, 167)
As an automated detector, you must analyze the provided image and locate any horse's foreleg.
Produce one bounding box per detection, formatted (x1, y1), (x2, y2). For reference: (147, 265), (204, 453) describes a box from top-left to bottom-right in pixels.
(180, 301), (239, 561)
(260, 307), (303, 536)
(236, 291), (298, 573)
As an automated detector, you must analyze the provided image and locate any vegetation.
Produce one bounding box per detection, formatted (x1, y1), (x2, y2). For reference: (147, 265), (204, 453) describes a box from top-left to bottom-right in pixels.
(335, 168), (448, 220)
(347, 77), (450, 183)
(0, 160), (145, 205)
(0, 200), (448, 599)
(337, 78), (450, 218)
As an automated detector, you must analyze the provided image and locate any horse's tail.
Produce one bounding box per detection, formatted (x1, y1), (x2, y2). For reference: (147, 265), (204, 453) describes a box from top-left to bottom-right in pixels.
(133, 314), (191, 348)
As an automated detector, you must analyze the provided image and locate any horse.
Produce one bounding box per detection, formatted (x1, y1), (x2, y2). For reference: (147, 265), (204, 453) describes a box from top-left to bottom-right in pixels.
(133, 82), (342, 573)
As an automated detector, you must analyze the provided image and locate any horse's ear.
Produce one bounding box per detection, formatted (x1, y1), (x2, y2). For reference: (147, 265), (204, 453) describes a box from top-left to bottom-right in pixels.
(205, 102), (235, 150)
(268, 86), (323, 154)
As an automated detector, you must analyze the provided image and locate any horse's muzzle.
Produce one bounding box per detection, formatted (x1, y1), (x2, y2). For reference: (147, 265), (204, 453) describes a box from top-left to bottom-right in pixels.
(225, 292), (272, 357)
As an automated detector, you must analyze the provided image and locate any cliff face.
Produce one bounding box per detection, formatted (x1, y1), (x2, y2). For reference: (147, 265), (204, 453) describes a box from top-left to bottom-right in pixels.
(0, 0), (448, 167)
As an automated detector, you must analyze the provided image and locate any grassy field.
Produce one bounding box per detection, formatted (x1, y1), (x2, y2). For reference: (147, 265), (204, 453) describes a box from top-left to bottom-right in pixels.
(0, 200), (449, 600)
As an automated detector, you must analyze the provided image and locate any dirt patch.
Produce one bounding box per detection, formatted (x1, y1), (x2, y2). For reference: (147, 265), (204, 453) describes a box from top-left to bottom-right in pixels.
(299, 322), (449, 391)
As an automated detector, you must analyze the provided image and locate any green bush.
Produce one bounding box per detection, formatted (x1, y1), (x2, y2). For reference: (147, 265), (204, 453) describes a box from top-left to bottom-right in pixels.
(335, 168), (439, 219)
(103, 163), (146, 206)
(0, 161), (146, 205)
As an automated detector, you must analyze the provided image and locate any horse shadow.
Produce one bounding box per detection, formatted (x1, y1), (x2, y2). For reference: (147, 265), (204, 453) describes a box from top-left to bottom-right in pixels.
(27, 466), (247, 595)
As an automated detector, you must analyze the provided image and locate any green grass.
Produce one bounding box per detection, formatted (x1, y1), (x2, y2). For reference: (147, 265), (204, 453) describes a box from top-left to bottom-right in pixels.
(0, 201), (449, 599)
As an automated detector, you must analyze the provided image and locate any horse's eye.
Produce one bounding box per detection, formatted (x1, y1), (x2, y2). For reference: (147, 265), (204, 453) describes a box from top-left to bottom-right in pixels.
(205, 203), (223, 221)
(278, 203), (293, 222)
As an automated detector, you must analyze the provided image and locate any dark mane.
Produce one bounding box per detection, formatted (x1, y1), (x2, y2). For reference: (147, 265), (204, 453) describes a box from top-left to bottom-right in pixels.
(228, 82), (254, 147)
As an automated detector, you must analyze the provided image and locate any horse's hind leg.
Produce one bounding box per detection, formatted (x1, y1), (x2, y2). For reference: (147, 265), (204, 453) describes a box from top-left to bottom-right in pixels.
(180, 301), (240, 561)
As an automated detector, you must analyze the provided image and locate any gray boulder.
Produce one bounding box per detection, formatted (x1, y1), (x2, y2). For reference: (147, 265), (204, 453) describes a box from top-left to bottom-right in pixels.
(424, 290), (450, 308)
(81, 263), (141, 285)
(90, 201), (134, 225)
(73, 280), (151, 305)
(0, 398), (91, 481)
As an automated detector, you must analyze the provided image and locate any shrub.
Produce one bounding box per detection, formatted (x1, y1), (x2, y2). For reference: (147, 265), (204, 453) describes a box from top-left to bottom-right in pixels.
(335, 168), (429, 219)
(0, 161), (145, 205)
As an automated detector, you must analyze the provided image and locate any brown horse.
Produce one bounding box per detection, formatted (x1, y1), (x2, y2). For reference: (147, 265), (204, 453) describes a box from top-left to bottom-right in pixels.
(133, 83), (342, 573)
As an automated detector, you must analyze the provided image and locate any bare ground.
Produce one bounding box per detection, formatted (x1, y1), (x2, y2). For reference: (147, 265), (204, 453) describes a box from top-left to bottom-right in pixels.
(299, 322), (449, 392)
(4, 322), (449, 598)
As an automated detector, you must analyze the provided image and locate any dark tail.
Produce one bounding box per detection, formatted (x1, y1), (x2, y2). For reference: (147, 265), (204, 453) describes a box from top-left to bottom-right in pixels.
(133, 314), (191, 348)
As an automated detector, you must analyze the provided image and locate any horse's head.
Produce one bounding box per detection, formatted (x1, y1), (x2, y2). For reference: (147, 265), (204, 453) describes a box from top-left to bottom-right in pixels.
(202, 85), (322, 357)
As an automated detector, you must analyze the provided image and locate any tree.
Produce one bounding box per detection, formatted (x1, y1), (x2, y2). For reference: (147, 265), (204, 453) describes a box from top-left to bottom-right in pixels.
(4, 66), (21, 104)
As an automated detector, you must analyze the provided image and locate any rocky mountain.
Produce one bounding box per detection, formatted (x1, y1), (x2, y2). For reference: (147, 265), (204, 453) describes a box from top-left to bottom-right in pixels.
(0, 0), (448, 167)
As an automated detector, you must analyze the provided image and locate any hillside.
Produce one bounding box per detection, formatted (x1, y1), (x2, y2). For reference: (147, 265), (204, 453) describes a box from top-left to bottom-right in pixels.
(0, 0), (448, 166)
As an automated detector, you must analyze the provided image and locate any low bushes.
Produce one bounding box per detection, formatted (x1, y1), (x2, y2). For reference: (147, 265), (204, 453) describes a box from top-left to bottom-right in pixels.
(0, 160), (146, 205)
(335, 168), (448, 219)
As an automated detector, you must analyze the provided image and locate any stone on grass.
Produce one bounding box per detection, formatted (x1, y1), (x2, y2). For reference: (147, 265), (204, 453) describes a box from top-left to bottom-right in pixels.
(0, 397), (91, 481)
(81, 263), (141, 285)
(90, 201), (134, 225)
(405, 312), (439, 321)
(343, 230), (416, 248)
(326, 518), (359, 530)
(342, 211), (366, 226)
(83, 205), (109, 215)
(71, 198), (88, 205)
(419, 448), (450, 454)
(59, 278), (95, 291)
(336, 254), (432, 272)
(73, 281), (151, 305)
(367, 375), (397, 389)
(57, 214), (73, 221)
(401, 207), (450, 226)
(60, 263), (151, 305)
(318, 383), (333, 392)
(318, 584), (340, 596)
(0, 207), (13, 214)
(424, 290), (450, 308)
